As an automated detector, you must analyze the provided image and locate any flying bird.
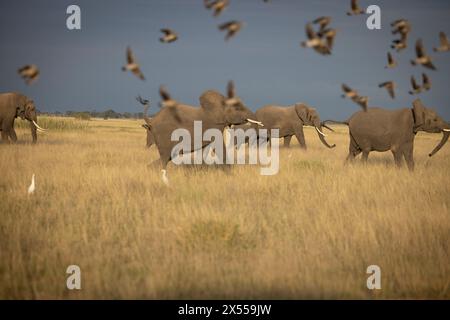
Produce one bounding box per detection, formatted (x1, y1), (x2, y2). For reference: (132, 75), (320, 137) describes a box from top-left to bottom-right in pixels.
(122, 47), (145, 80)
(204, 0), (229, 17)
(301, 23), (331, 55)
(159, 86), (177, 108)
(347, 0), (365, 16)
(218, 21), (243, 41)
(160, 29), (178, 43)
(433, 32), (449, 52)
(18, 65), (39, 85)
(391, 19), (410, 52)
(385, 52), (397, 69)
(378, 81), (396, 99)
(411, 39), (436, 70)
(341, 84), (368, 111)
(391, 19), (411, 36)
(27, 174), (35, 195)
(408, 76), (422, 95)
(422, 73), (431, 91)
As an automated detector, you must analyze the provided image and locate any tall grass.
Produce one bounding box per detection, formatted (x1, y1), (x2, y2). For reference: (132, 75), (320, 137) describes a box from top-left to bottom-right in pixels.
(0, 120), (449, 299)
(14, 116), (90, 131)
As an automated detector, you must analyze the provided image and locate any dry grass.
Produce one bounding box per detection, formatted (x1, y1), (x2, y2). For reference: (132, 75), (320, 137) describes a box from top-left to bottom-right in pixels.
(0, 118), (449, 299)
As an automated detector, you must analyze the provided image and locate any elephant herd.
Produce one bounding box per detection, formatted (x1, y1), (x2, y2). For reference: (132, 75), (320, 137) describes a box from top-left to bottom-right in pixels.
(1, 88), (449, 183)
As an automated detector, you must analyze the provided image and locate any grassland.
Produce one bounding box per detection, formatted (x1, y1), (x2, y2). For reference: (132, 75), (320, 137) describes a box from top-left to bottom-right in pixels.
(0, 117), (449, 299)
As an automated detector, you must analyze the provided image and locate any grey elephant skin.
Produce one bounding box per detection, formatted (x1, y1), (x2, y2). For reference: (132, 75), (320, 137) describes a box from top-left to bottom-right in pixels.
(255, 103), (335, 149)
(0, 92), (39, 143)
(142, 124), (155, 148)
(145, 90), (258, 169)
(326, 99), (450, 171)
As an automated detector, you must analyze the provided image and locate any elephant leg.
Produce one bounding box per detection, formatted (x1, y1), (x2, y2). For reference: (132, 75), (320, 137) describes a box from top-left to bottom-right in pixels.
(345, 134), (361, 163)
(294, 126), (306, 150)
(391, 150), (403, 168)
(1, 122), (11, 143)
(361, 150), (370, 163)
(284, 135), (292, 148)
(9, 128), (17, 143)
(403, 144), (414, 172)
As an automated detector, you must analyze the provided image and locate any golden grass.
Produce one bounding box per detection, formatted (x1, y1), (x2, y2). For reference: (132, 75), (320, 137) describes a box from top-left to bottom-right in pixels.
(0, 118), (449, 299)
(14, 116), (90, 131)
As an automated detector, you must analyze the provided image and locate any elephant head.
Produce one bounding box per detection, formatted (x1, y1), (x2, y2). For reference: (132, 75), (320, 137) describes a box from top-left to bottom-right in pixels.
(294, 103), (335, 148)
(412, 99), (450, 157)
(16, 95), (47, 143)
(200, 81), (262, 128)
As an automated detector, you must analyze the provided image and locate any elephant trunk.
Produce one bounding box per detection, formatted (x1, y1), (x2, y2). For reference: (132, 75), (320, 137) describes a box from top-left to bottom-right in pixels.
(314, 122), (336, 149)
(429, 129), (450, 157)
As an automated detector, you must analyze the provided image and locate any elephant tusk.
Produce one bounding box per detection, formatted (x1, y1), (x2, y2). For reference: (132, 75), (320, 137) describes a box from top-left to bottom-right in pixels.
(32, 120), (48, 132)
(36, 128), (46, 133)
(247, 119), (264, 126)
(443, 129), (450, 132)
(315, 126), (327, 137)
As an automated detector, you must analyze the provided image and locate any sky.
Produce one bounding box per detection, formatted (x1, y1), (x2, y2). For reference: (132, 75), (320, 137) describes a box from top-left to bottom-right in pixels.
(0, 0), (449, 120)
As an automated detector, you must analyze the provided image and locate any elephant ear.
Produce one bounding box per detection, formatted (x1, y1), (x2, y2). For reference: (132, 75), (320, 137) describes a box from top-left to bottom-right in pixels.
(199, 90), (225, 111)
(15, 94), (28, 118)
(294, 103), (309, 123)
(412, 99), (426, 132)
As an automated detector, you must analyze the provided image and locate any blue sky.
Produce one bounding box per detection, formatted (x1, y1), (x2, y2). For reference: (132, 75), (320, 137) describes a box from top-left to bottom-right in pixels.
(0, 0), (449, 120)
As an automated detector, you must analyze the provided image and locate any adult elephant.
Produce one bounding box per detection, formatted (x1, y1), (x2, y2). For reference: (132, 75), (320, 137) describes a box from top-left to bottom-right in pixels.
(255, 103), (335, 149)
(324, 99), (450, 171)
(144, 82), (262, 183)
(0, 92), (47, 144)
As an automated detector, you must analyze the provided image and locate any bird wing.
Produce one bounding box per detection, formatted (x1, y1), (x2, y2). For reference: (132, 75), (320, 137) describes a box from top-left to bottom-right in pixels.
(351, 0), (359, 10)
(305, 23), (317, 40)
(325, 32), (335, 50)
(132, 68), (145, 80)
(342, 84), (353, 94)
(415, 39), (425, 58)
(422, 73), (430, 86)
(18, 65), (31, 73)
(439, 31), (448, 46)
(387, 84), (395, 99)
(161, 29), (172, 35)
(219, 21), (235, 30)
(387, 52), (394, 64)
(126, 47), (135, 64)
(411, 76), (419, 89)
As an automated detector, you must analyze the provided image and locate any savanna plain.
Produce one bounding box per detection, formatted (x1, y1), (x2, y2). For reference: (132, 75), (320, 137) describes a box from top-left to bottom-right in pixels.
(0, 117), (449, 299)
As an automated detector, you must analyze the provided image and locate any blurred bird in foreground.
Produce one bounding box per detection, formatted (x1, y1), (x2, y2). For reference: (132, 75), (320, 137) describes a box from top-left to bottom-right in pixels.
(18, 65), (40, 85)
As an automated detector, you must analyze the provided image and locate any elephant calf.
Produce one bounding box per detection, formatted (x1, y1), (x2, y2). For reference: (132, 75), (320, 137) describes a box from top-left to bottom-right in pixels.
(326, 99), (450, 171)
(0, 92), (47, 143)
(255, 103), (335, 149)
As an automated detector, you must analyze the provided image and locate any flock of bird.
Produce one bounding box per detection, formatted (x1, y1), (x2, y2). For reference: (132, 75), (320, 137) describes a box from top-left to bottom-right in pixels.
(12, 0), (450, 193)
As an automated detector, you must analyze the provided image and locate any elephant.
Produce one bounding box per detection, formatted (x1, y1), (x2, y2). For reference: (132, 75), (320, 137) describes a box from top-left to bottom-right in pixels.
(142, 124), (155, 148)
(324, 99), (450, 171)
(255, 103), (336, 149)
(144, 84), (262, 182)
(0, 92), (47, 144)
